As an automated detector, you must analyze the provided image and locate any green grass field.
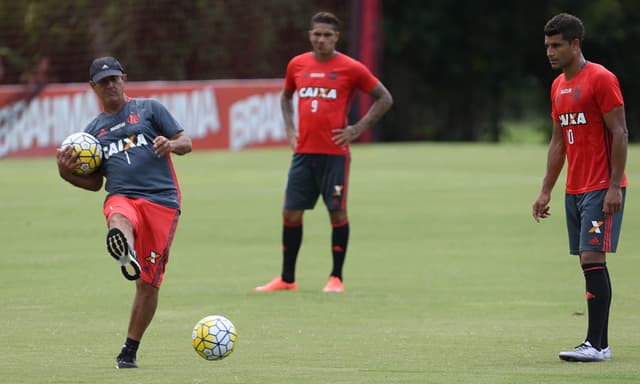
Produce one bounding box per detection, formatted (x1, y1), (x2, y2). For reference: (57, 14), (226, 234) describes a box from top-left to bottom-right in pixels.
(1, 143), (639, 384)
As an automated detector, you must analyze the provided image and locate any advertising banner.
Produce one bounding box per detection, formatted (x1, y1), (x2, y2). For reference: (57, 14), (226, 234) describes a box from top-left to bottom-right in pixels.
(0, 79), (288, 158)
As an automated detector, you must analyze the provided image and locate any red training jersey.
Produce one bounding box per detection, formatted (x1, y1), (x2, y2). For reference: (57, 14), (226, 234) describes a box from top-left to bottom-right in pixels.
(284, 52), (379, 155)
(550, 62), (627, 194)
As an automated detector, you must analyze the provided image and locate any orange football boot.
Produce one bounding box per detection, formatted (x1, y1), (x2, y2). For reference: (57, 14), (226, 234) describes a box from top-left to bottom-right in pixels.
(254, 277), (298, 292)
(322, 276), (344, 293)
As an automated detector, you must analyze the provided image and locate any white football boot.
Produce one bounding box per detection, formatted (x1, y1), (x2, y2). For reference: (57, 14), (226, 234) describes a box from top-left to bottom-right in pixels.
(558, 341), (604, 362)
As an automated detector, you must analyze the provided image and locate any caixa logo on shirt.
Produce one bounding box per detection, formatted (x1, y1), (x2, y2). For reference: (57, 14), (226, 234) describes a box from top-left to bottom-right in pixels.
(559, 112), (587, 127)
(103, 133), (149, 159)
(298, 87), (337, 99)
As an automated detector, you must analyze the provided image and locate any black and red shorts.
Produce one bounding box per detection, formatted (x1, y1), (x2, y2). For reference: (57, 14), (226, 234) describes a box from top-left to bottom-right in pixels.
(283, 153), (350, 211)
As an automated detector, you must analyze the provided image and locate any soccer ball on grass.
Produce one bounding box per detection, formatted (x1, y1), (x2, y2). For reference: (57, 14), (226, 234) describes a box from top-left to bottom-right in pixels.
(192, 315), (238, 361)
(60, 132), (102, 175)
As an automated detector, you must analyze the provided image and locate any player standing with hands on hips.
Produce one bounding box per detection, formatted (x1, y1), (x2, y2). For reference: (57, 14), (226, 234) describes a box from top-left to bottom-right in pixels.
(255, 12), (393, 293)
(56, 57), (192, 368)
(532, 13), (628, 362)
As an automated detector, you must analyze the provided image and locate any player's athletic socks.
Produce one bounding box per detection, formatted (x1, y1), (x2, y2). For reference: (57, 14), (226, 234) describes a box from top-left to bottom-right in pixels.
(124, 337), (139, 352)
(282, 221), (303, 283)
(582, 263), (610, 349)
(600, 264), (612, 349)
(330, 220), (349, 280)
(116, 337), (139, 368)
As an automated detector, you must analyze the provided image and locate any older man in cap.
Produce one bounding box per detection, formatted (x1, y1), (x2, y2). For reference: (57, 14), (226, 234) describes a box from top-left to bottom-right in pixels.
(56, 56), (192, 369)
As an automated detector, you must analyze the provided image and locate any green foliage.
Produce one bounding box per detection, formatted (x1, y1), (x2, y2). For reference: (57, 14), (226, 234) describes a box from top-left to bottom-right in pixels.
(1, 0), (94, 83)
(2, 144), (640, 383)
(380, 0), (639, 142)
(0, 0), (349, 83)
(381, 0), (550, 142)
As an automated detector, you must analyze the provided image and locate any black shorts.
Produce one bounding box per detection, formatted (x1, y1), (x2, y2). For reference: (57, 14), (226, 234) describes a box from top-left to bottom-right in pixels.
(284, 153), (351, 211)
(565, 188), (626, 255)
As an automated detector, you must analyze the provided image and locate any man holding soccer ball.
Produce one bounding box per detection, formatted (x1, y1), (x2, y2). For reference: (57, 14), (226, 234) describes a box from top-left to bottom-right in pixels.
(255, 12), (393, 293)
(56, 57), (192, 368)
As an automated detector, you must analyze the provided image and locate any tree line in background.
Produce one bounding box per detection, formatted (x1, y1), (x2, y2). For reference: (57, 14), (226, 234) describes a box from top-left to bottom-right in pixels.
(0, 0), (638, 142)
(382, 0), (640, 142)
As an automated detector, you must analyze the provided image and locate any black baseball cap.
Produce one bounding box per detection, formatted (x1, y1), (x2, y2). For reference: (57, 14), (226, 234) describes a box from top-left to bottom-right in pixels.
(90, 56), (125, 83)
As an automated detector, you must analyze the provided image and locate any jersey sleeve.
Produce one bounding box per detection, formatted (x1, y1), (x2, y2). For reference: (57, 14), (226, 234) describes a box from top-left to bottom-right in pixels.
(550, 76), (561, 122)
(351, 60), (379, 94)
(283, 58), (297, 92)
(83, 118), (99, 136)
(150, 99), (183, 138)
(592, 70), (624, 115)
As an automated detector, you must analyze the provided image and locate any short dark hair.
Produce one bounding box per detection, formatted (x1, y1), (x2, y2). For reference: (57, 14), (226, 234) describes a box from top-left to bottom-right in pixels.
(544, 13), (585, 45)
(310, 12), (340, 31)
